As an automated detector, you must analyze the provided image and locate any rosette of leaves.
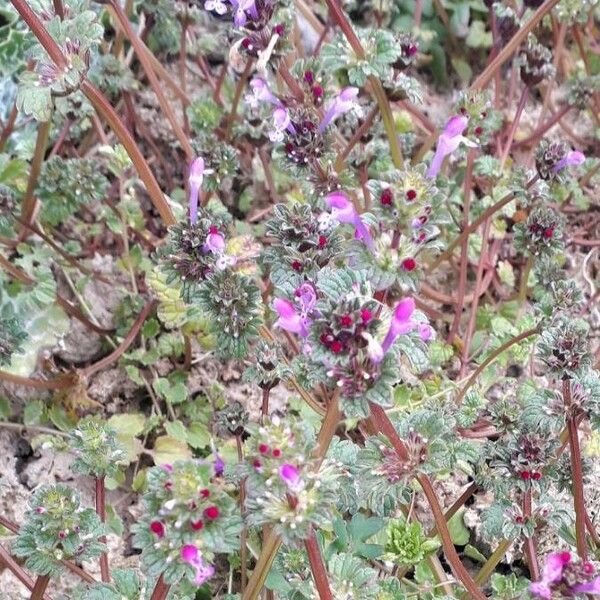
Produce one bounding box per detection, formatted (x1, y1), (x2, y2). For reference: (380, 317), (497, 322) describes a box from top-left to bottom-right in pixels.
(154, 209), (230, 303)
(536, 315), (591, 378)
(513, 206), (564, 258)
(242, 339), (293, 390)
(194, 270), (262, 358)
(0, 313), (27, 366)
(132, 460), (242, 586)
(383, 519), (440, 566)
(241, 416), (342, 544)
(16, 0), (104, 120)
(12, 485), (105, 576)
(321, 30), (400, 86)
(36, 156), (109, 226)
(262, 202), (344, 287)
(69, 416), (128, 478)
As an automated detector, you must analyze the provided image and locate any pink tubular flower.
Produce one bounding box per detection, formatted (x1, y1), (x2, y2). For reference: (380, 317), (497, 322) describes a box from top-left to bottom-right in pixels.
(426, 115), (478, 179)
(319, 87), (361, 132)
(326, 191), (374, 250)
(530, 551), (600, 599)
(269, 107), (296, 143)
(552, 150), (585, 173)
(371, 298), (434, 362)
(279, 463), (303, 492)
(246, 77), (280, 108)
(273, 298), (309, 337)
(231, 0), (258, 26)
(181, 545), (216, 586)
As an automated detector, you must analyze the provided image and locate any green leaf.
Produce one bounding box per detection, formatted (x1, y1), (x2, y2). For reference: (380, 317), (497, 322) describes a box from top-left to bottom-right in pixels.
(105, 504), (124, 536)
(107, 413), (146, 437)
(164, 420), (188, 442)
(186, 422), (211, 450)
(447, 509), (470, 546)
(23, 400), (45, 426)
(151, 435), (191, 465)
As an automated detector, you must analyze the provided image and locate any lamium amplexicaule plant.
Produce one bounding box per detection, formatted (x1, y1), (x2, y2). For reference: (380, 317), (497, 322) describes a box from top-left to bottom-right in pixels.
(0, 0), (599, 598)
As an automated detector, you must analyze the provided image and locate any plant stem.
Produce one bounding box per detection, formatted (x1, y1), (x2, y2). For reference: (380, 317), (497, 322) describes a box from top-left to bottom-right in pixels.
(261, 387), (270, 424)
(499, 86), (529, 169)
(470, 0), (562, 91)
(0, 545), (52, 599)
(236, 435), (248, 593)
(522, 489), (540, 580)
(564, 379), (588, 560)
(455, 326), (540, 405)
(20, 117), (52, 232)
(149, 575), (170, 600)
(226, 60), (254, 139)
(513, 104), (571, 148)
(0, 103), (19, 152)
(95, 476), (110, 583)
(30, 575), (50, 600)
(369, 404), (485, 599)
(304, 530), (333, 600)
(448, 149), (476, 344)
(107, 1), (193, 159)
(322, 0), (403, 168)
(9, 0), (175, 225)
(427, 176), (538, 272)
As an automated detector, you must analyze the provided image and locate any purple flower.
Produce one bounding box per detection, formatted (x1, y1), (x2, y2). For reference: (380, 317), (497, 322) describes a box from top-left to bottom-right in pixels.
(231, 0), (258, 26)
(552, 150), (585, 173)
(188, 157), (205, 225)
(426, 115), (478, 179)
(530, 551), (600, 599)
(246, 77), (280, 108)
(273, 298), (310, 337)
(319, 87), (362, 132)
(273, 285), (316, 338)
(268, 107), (296, 142)
(326, 191), (374, 250)
(372, 298), (433, 362)
(181, 544), (216, 586)
(204, 226), (225, 254)
(279, 463), (303, 492)
(213, 453), (225, 477)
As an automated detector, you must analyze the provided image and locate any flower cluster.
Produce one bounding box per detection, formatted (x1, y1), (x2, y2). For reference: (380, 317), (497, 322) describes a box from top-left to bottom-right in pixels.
(132, 460), (242, 587)
(535, 139), (585, 180)
(69, 416), (128, 479)
(242, 416), (342, 543)
(12, 485), (105, 577)
(514, 205), (564, 257)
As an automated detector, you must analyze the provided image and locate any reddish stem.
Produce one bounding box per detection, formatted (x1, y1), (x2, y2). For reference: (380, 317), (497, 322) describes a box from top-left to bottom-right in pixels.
(0, 545), (52, 600)
(513, 104), (571, 148)
(522, 489), (540, 580)
(149, 575), (170, 600)
(564, 379), (588, 560)
(95, 477), (110, 583)
(304, 530), (333, 600)
(499, 86), (529, 168)
(261, 387), (270, 425)
(30, 575), (50, 600)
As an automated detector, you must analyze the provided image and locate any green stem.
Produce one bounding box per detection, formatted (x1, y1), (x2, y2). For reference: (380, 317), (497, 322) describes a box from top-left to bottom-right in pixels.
(455, 326), (540, 405)
(322, 0), (403, 168)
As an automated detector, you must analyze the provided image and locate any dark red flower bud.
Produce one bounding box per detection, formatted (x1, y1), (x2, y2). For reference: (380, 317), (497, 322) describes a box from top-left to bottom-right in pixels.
(339, 314), (353, 327)
(380, 189), (393, 206)
(406, 189), (417, 201)
(401, 258), (417, 272)
(191, 519), (204, 530)
(543, 227), (554, 239)
(273, 23), (285, 36)
(318, 235), (327, 248)
(272, 448), (282, 458)
(150, 521), (165, 538)
(258, 443), (269, 454)
(520, 470), (531, 480)
(304, 71), (314, 84)
(291, 260), (303, 272)
(360, 309), (372, 323)
(200, 489), (211, 499)
(531, 471), (542, 480)
(203, 506), (220, 520)
(330, 340), (344, 353)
